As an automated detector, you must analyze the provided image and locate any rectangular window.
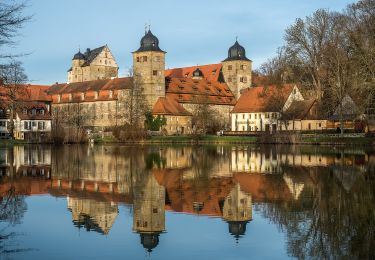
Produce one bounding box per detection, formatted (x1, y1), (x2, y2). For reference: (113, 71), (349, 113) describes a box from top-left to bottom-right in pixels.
(228, 65), (232, 71)
(32, 121), (36, 127)
(24, 121), (28, 129)
(265, 113), (269, 119)
(153, 70), (158, 76)
(136, 57), (140, 62)
(143, 56), (148, 62)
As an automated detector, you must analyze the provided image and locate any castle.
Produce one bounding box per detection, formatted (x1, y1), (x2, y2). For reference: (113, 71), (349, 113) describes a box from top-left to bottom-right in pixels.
(47, 29), (253, 134)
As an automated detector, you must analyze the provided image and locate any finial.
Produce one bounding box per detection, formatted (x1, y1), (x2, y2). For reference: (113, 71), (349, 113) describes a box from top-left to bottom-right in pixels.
(236, 35), (238, 42)
(148, 20), (151, 31)
(145, 23), (148, 35)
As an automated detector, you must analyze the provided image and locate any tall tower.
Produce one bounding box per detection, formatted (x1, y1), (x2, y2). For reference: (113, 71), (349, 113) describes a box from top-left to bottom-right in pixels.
(132, 29), (166, 108)
(132, 171), (165, 253)
(68, 51), (85, 83)
(222, 183), (252, 241)
(221, 40), (252, 99)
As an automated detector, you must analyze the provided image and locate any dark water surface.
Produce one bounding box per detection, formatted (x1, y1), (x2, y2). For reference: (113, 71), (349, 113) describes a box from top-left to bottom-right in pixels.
(0, 144), (374, 259)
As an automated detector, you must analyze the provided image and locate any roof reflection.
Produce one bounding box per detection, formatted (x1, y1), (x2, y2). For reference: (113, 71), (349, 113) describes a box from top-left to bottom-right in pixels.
(0, 144), (373, 254)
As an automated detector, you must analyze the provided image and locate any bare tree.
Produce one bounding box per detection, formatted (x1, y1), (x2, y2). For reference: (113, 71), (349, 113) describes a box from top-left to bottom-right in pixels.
(345, 0), (375, 116)
(0, 0), (31, 59)
(284, 9), (332, 100)
(0, 61), (28, 138)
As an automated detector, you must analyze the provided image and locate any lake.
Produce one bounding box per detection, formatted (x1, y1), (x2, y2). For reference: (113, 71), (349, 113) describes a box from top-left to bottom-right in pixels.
(0, 144), (374, 259)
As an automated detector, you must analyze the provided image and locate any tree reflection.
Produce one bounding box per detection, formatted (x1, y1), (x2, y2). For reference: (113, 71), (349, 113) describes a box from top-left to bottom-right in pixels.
(258, 165), (375, 259)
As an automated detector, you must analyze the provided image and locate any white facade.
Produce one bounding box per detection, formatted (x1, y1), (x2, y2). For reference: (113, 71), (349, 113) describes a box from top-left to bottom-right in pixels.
(231, 112), (280, 132)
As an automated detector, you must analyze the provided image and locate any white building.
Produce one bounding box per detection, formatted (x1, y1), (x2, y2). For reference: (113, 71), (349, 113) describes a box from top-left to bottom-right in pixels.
(230, 84), (304, 132)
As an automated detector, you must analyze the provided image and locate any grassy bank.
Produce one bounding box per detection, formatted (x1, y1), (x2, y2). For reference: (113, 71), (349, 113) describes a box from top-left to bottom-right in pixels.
(1, 134), (374, 146)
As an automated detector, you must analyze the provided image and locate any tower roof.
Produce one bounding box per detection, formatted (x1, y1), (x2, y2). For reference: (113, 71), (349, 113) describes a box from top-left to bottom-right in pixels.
(135, 29), (165, 53)
(223, 40), (250, 62)
(140, 233), (160, 253)
(72, 51), (85, 60)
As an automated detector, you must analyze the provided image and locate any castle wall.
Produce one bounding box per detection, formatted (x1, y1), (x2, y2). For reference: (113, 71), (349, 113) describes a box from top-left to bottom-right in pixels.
(181, 103), (233, 129)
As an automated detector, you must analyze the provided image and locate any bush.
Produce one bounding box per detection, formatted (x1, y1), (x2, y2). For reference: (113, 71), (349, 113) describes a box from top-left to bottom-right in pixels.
(112, 124), (147, 141)
(51, 125), (87, 144)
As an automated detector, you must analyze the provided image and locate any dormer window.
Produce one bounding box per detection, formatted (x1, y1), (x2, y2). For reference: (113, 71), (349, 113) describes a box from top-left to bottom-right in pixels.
(57, 94), (61, 103)
(81, 92), (85, 101)
(109, 90), (113, 98)
(32, 109), (36, 115)
(23, 109), (27, 114)
(40, 109), (45, 115)
(68, 93), (72, 101)
(94, 91), (98, 99)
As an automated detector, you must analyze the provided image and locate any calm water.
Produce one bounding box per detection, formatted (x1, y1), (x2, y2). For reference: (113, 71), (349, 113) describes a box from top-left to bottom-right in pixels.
(0, 144), (374, 259)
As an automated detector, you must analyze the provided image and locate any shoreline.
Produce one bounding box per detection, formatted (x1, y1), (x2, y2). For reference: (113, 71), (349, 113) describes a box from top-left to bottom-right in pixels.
(1, 135), (374, 146)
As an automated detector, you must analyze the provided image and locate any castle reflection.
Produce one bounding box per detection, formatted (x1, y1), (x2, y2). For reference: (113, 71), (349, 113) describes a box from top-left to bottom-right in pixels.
(0, 144), (374, 255)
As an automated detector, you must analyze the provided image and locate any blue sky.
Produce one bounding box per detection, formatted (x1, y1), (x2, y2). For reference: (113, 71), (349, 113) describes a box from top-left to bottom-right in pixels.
(8, 0), (355, 85)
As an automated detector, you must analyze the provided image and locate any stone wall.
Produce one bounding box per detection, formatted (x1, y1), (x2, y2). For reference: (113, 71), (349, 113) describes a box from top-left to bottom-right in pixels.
(132, 51), (165, 108)
(162, 115), (192, 135)
(181, 103), (233, 130)
(221, 60), (252, 99)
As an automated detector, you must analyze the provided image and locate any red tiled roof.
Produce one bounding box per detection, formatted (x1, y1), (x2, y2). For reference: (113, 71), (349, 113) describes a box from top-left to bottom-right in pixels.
(48, 77), (132, 95)
(48, 77), (133, 104)
(16, 102), (51, 120)
(0, 84), (51, 102)
(166, 77), (235, 106)
(165, 64), (223, 82)
(152, 97), (192, 116)
(232, 84), (295, 113)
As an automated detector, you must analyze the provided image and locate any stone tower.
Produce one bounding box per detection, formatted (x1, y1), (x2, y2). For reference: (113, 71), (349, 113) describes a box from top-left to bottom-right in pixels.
(132, 170), (165, 253)
(222, 183), (252, 241)
(221, 40), (252, 99)
(132, 29), (166, 108)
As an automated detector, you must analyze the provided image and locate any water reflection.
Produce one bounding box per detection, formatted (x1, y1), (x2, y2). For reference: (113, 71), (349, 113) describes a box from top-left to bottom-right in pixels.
(0, 145), (374, 258)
